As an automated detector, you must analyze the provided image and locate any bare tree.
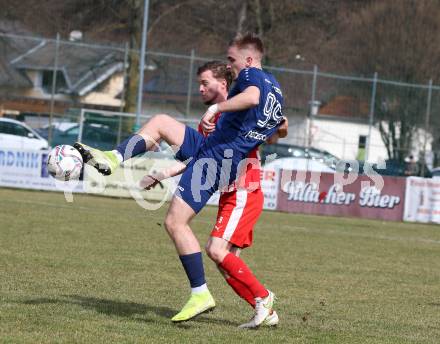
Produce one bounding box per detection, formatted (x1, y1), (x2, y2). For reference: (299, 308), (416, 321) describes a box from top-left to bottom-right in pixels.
(334, 0), (440, 162)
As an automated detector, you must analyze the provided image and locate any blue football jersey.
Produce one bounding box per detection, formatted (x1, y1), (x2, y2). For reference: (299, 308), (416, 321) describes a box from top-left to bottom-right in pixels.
(203, 67), (284, 159)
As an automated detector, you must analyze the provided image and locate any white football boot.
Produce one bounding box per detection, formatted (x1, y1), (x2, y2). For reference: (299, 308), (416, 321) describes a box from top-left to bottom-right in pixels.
(238, 290), (275, 328)
(262, 310), (279, 327)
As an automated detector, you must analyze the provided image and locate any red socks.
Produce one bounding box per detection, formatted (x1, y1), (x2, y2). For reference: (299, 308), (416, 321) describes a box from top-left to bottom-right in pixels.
(220, 253), (268, 299)
(225, 276), (256, 308)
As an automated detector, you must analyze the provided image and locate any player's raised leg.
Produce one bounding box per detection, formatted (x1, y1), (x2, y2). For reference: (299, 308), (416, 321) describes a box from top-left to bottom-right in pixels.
(74, 114), (186, 175)
(164, 196), (215, 322)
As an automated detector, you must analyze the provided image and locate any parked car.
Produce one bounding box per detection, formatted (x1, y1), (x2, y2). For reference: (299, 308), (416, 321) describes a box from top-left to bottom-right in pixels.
(372, 159), (432, 178)
(307, 147), (341, 169)
(35, 121), (78, 138)
(0, 118), (49, 150)
(261, 143), (341, 169)
(264, 157), (336, 173)
(261, 143), (307, 162)
(37, 122), (119, 150)
(431, 167), (440, 179)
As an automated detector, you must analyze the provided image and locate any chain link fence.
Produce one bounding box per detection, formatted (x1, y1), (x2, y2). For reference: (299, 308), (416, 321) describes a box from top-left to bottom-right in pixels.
(1, 32), (440, 175)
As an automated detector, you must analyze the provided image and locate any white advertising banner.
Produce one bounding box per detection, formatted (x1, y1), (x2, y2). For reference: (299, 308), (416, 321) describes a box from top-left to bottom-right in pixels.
(260, 167), (279, 210)
(0, 148), (280, 211)
(0, 148), (83, 193)
(206, 167), (279, 210)
(83, 156), (177, 202)
(404, 177), (440, 223)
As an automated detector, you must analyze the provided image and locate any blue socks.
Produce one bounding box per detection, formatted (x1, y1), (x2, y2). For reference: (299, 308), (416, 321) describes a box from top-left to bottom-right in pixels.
(179, 252), (206, 288)
(115, 134), (147, 161)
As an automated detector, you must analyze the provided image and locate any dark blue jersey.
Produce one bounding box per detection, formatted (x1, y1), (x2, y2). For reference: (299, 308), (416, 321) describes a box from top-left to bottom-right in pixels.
(176, 68), (284, 211)
(201, 67), (284, 163)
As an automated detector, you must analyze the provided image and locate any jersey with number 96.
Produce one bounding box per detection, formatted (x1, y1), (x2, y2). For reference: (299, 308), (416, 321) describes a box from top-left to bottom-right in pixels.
(212, 67), (284, 155)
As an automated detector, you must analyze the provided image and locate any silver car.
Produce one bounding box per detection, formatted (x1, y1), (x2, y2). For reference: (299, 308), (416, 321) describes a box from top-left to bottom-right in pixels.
(0, 118), (49, 150)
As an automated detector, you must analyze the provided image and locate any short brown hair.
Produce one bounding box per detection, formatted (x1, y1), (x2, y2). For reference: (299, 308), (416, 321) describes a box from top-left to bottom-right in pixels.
(197, 61), (233, 90)
(229, 32), (264, 55)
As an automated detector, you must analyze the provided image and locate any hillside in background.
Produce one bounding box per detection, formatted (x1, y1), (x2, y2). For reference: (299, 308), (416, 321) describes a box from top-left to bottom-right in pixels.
(0, 0), (369, 71)
(3, 0), (440, 82)
(2, 0), (440, 164)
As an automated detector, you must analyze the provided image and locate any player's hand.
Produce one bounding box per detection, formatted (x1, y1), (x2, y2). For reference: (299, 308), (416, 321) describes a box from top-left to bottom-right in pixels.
(266, 133), (279, 144)
(201, 104), (218, 133)
(140, 174), (160, 190)
(277, 116), (288, 138)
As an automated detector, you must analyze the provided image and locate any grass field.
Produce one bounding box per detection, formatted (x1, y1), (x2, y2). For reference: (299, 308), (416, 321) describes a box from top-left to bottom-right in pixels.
(1, 188), (440, 343)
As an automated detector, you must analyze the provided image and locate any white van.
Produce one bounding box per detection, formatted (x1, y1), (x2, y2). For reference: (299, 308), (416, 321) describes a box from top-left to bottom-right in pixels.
(0, 118), (49, 150)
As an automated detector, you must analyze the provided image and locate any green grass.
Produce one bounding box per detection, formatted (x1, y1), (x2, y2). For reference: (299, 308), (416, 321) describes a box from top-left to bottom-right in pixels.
(1, 188), (440, 343)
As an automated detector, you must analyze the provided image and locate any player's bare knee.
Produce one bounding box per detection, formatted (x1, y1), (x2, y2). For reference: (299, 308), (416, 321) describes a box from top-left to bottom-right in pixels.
(139, 114), (167, 134)
(153, 114), (171, 123)
(205, 244), (217, 262)
(153, 114), (173, 130)
(205, 244), (224, 264)
(164, 215), (178, 235)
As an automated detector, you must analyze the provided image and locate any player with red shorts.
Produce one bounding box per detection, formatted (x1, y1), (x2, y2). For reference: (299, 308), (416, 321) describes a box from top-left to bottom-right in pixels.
(197, 65), (287, 327)
(197, 116), (263, 250)
(140, 60), (287, 327)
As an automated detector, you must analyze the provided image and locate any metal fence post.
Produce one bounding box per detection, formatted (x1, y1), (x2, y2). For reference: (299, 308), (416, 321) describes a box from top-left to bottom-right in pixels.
(135, 0), (150, 130)
(117, 42), (130, 145)
(308, 65), (318, 148)
(366, 72), (378, 162)
(78, 108), (85, 143)
(185, 49), (195, 117)
(48, 33), (60, 147)
(421, 79), (433, 177)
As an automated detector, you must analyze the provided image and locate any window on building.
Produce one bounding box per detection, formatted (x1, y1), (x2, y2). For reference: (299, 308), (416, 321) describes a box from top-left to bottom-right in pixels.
(41, 70), (67, 93)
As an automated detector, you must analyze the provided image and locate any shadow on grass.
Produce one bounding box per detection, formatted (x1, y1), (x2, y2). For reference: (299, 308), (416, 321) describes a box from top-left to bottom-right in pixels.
(172, 309), (240, 328)
(21, 295), (242, 326)
(194, 315), (240, 327)
(22, 295), (176, 320)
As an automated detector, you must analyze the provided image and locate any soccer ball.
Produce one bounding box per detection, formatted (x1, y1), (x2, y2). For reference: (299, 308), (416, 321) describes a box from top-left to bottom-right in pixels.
(47, 145), (83, 181)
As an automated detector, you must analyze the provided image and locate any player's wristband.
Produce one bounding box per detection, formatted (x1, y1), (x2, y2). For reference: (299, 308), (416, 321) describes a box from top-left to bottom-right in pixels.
(207, 104), (218, 114)
(144, 175), (160, 190)
(150, 175), (160, 183)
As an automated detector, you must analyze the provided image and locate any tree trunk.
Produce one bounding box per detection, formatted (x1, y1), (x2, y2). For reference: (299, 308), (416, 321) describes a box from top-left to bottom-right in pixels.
(254, 0), (263, 37)
(123, 0), (142, 114)
(379, 121), (392, 160)
(236, 2), (247, 36)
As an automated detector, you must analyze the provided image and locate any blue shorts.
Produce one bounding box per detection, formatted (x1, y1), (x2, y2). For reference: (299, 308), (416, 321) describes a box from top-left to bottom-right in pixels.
(175, 126), (234, 214)
(175, 126), (204, 162)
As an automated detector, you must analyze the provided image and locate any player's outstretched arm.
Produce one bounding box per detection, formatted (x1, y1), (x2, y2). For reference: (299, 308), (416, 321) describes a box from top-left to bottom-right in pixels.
(200, 86), (260, 133)
(140, 161), (187, 189)
(218, 86), (260, 112)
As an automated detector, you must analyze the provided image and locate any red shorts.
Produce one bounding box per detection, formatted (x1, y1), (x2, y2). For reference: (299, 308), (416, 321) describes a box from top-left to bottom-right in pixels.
(210, 188), (264, 248)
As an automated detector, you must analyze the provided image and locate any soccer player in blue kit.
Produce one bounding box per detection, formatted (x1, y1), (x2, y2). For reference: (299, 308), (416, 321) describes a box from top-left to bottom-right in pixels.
(74, 33), (284, 327)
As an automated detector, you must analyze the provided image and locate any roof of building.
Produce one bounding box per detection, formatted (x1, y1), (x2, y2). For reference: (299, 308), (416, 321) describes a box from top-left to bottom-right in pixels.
(0, 21), (35, 88)
(0, 54), (32, 88)
(9, 39), (124, 96)
(319, 95), (370, 119)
